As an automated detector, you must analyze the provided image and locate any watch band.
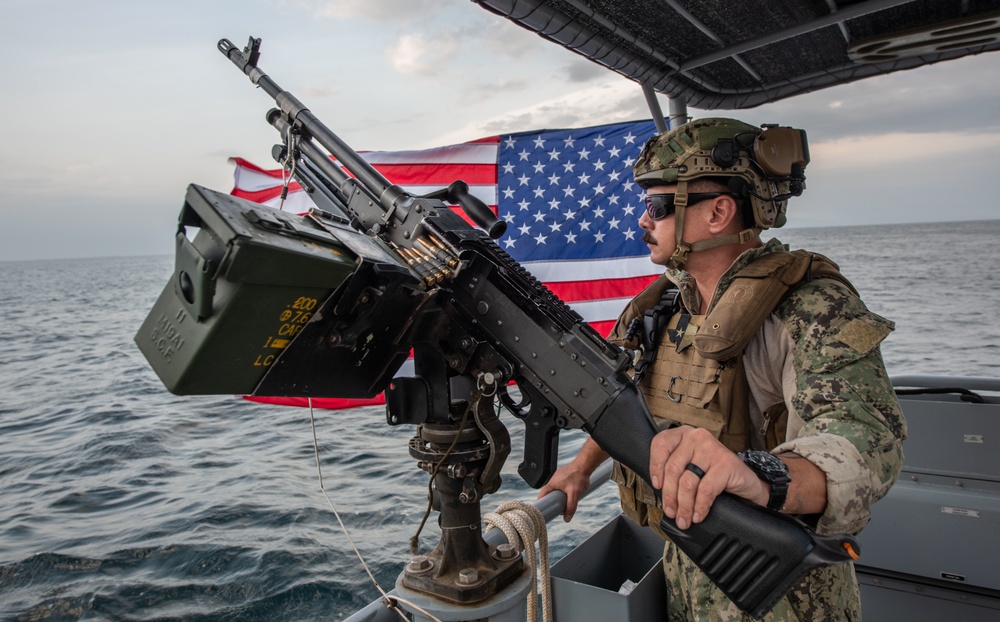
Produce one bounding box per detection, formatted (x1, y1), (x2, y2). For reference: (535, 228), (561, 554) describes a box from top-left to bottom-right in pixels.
(739, 450), (790, 512)
(764, 471), (789, 512)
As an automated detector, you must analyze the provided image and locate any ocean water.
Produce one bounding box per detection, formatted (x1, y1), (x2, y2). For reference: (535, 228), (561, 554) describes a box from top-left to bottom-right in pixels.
(1, 219), (998, 621)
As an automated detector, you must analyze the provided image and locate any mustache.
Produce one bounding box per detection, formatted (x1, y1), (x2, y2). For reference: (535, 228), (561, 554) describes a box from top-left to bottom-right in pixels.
(642, 231), (657, 245)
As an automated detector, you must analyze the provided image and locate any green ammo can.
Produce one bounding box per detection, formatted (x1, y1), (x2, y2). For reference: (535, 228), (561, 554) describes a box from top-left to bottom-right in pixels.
(135, 184), (362, 395)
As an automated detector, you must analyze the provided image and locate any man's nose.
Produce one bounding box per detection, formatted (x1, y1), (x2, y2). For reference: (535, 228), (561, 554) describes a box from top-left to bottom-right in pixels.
(638, 209), (653, 230)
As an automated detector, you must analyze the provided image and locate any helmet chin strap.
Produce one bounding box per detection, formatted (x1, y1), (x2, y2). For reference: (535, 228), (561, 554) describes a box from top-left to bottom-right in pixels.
(666, 180), (762, 269)
(666, 180), (692, 269)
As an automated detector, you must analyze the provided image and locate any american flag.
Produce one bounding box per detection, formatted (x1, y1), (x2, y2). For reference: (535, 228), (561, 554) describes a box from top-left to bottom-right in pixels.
(232, 119), (663, 409)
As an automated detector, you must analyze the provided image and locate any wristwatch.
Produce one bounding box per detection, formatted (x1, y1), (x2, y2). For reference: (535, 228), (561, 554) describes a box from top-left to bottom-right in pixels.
(739, 450), (790, 512)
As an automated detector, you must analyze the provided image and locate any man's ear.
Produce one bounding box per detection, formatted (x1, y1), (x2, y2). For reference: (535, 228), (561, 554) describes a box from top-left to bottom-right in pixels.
(707, 194), (741, 233)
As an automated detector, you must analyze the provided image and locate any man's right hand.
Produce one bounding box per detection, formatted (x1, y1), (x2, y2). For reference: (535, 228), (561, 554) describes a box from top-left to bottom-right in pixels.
(536, 438), (609, 522)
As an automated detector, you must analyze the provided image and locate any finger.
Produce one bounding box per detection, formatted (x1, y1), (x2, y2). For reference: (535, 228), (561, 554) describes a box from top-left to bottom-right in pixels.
(649, 427), (687, 489)
(563, 492), (579, 522)
(690, 465), (728, 525)
(658, 437), (698, 521)
(673, 463), (706, 529)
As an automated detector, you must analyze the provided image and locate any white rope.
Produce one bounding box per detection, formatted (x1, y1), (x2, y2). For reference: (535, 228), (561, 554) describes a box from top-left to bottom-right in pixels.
(307, 399), (443, 622)
(483, 500), (553, 622)
(278, 126), (298, 212)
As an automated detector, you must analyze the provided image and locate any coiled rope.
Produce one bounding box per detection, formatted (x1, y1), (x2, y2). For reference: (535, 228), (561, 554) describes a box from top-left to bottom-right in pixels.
(484, 500), (553, 622)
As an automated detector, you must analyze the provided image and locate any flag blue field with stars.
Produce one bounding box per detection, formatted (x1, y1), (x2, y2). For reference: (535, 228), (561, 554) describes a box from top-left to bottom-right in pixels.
(497, 120), (659, 265)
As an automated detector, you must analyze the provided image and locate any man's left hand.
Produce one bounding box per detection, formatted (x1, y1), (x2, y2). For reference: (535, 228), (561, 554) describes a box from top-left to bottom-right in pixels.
(649, 425), (768, 529)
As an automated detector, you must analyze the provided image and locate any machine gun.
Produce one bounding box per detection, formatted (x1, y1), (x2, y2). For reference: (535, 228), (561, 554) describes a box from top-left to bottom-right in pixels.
(136, 36), (859, 619)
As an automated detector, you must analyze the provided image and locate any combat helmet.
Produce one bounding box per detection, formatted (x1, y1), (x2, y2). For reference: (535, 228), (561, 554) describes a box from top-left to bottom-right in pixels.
(633, 117), (809, 267)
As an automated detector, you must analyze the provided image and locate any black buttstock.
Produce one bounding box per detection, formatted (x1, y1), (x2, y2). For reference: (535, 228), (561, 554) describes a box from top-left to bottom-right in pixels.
(658, 496), (859, 618)
(588, 382), (859, 618)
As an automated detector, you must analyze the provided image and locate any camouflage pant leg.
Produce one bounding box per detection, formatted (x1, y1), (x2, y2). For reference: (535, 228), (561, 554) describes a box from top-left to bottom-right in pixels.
(663, 541), (862, 621)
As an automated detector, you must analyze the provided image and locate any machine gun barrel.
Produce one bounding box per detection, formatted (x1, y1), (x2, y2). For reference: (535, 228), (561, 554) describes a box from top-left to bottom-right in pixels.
(219, 37), (504, 238)
(219, 38), (393, 204)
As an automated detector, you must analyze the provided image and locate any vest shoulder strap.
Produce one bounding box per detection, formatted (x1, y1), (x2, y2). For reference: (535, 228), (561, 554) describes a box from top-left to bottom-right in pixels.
(693, 250), (856, 361)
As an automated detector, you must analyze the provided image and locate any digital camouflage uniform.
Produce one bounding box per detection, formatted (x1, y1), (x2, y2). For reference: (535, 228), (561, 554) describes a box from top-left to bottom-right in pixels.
(618, 239), (906, 621)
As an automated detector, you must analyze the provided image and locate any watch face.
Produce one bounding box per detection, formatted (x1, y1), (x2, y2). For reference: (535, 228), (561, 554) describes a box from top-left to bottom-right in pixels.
(742, 450), (788, 480)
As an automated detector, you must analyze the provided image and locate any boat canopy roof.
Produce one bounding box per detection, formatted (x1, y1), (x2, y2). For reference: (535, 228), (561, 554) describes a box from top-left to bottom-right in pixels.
(472, 0), (1000, 109)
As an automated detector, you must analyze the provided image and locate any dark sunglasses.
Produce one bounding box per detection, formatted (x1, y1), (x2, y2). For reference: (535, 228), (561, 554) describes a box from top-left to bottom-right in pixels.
(643, 192), (728, 220)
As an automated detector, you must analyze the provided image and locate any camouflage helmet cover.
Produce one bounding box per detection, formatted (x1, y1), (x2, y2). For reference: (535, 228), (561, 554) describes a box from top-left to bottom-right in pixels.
(633, 117), (809, 229)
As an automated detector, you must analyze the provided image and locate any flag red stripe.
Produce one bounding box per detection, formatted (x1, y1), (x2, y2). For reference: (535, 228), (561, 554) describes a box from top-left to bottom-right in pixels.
(231, 186), (302, 205)
(588, 319), (617, 338)
(245, 395), (386, 409)
(369, 163), (496, 185)
(546, 275), (658, 304)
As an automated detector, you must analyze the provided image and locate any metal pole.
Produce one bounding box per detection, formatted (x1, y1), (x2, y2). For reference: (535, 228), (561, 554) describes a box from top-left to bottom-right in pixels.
(668, 96), (689, 129)
(641, 83), (669, 133)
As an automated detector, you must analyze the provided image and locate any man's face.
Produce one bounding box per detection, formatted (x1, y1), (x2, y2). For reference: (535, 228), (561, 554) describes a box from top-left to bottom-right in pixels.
(639, 184), (725, 266)
(638, 184), (680, 266)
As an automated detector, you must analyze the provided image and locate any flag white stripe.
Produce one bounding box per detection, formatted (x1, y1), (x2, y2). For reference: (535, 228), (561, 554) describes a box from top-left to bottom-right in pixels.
(361, 143), (498, 165)
(233, 166), (284, 192)
(522, 255), (659, 282)
(246, 184), (496, 211)
(569, 297), (637, 324)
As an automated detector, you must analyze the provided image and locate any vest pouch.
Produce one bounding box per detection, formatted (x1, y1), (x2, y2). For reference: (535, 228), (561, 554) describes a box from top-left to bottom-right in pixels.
(612, 461), (673, 540)
(695, 253), (811, 361)
(611, 461), (649, 527)
(642, 359), (728, 437)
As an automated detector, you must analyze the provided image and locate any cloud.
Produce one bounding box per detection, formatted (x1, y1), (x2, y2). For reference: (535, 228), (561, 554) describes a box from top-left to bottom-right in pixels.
(300, 84), (336, 98)
(307, 0), (441, 22)
(564, 58), (609, 83)
(813, 130), (1000, 170)
(387, 33), (460, 76)
(742, 53), (1000, 142)
(436, 77), (648, 143)
(474, 17), (549, 60)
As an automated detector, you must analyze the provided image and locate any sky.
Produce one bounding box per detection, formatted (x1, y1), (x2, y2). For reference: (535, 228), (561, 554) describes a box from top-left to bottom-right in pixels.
(1, 0), (998, 262)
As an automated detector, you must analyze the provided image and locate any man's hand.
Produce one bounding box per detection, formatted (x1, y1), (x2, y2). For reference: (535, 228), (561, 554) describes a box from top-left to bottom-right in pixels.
(649, 426), (768, 530)
(537, 438), (609, 522)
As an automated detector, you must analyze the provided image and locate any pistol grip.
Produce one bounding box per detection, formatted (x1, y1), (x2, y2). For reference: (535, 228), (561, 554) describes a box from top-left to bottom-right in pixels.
(517, 412), (560, 488)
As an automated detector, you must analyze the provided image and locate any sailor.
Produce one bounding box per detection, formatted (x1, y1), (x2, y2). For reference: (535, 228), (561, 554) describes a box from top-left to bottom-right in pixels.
(539, 117), (906, 620)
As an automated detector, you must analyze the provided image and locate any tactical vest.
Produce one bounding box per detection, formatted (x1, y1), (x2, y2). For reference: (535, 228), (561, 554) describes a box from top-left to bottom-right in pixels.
(609, 250), (856, 536)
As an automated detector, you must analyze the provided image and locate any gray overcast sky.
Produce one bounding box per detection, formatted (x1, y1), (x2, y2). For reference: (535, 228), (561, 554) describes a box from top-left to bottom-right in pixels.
(1, 0), (998, 262)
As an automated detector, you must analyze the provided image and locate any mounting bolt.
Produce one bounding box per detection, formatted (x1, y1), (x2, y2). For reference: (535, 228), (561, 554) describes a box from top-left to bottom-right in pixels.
(494, 543), (519, 561)
(458, 568), (480, 585)
(406, 555), (433, 574)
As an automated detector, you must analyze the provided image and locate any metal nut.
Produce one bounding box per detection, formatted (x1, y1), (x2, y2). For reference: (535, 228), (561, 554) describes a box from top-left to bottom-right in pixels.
(406, 555), (433, 574)
(457, 568), (480, 585)
(493, 543), (519, 561)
